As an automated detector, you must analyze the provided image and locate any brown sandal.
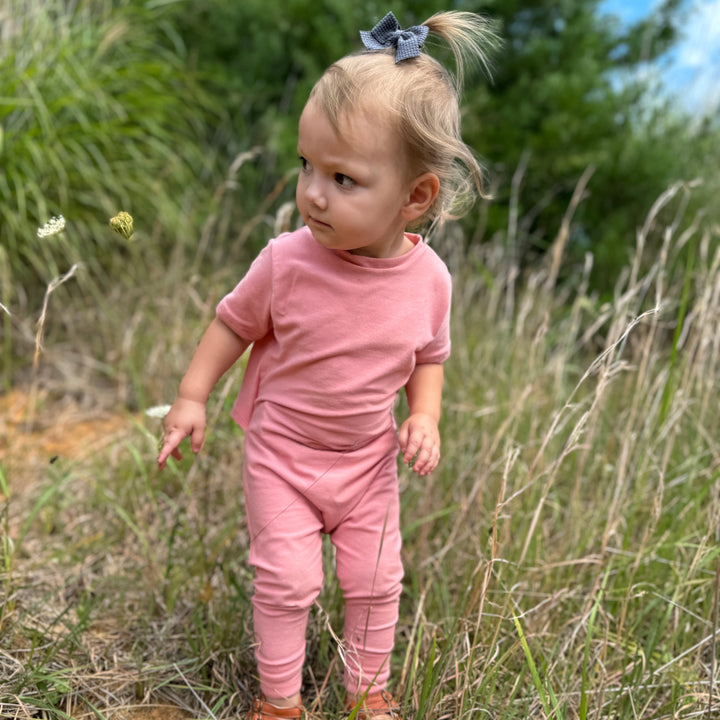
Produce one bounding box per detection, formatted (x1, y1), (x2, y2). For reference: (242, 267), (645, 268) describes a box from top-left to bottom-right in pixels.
(247, 695), (303, 719)
(345, 690), (403, 719)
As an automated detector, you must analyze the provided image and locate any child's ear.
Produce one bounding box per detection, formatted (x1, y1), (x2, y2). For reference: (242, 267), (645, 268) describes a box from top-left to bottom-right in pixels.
(402, 172), (440, 222)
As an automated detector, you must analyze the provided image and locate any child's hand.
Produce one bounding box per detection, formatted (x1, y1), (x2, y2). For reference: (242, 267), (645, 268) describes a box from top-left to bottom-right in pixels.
(157, 397), (207, 469)
(398, 413), (441, 476)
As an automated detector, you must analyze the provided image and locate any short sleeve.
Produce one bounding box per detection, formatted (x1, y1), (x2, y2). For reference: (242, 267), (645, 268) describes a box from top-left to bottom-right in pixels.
(216, 243), (273, 341)
(415, 268), (451, 365)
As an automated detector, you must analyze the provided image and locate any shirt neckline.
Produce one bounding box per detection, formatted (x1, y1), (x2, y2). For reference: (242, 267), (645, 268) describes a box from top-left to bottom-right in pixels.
(332, 233), (424, 268)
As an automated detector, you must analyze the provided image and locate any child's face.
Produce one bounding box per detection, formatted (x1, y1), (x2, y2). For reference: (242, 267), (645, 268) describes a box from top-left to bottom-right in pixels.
(296, 100), (416, 258)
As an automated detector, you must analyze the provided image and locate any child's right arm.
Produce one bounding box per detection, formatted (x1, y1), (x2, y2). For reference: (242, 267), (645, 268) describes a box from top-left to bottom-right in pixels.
(157, 317), (250, 469)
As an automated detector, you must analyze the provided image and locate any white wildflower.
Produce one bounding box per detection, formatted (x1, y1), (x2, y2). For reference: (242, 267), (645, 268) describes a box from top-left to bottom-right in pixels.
(145, 404), (172, 419)
(37, 215), (66, 238)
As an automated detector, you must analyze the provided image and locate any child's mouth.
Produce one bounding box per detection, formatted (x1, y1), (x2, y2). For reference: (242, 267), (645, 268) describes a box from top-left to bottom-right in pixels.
(309, 215), (332, 229)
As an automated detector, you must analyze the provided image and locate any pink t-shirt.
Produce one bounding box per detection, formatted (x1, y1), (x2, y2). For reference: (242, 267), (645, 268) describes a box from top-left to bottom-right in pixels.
(216, 226), (451, 448)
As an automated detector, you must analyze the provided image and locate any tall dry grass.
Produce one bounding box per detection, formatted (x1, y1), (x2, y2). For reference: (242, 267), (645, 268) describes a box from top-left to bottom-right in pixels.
(1, 178), (718, 719)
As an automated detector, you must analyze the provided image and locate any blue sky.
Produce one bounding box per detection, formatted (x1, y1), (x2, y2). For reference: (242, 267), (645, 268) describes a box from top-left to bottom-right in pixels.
(600, 0), (720, 113)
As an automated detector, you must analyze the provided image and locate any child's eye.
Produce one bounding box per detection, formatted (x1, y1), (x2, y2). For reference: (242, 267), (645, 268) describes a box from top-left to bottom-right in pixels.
(334, 173), (356, 188)
(299, 156), (310, 172)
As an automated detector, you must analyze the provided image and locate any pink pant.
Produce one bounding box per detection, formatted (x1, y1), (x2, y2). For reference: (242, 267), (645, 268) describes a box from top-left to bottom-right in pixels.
(242, 402), (404, 699)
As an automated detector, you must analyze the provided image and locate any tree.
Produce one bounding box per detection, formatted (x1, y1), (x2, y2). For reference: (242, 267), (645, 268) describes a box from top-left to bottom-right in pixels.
(166, 0), (711, 291)
(460, 0), (705, 290)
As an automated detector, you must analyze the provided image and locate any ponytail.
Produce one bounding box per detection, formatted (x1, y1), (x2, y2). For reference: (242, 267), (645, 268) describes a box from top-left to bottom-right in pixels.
(423, 11), (499, 90)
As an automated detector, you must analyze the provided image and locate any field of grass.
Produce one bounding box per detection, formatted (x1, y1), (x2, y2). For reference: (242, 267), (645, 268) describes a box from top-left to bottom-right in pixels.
(2, 4), (719, 718)
(1, 176), (718, 719)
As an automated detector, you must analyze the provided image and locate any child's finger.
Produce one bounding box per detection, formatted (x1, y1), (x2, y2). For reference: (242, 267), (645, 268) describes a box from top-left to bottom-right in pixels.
(408, 433), (440, 473)
(397, 423), (410, 452)
(157, 428), (187, 468)
(411, 441), (429, 471)
(403, 433), (422, 464)
(413, 444), (439, 475)
(158, 446), (183, 469)
(190, 426), (205, 453)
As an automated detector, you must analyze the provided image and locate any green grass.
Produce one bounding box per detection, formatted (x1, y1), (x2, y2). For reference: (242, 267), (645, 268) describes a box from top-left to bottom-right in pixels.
(1, 4), (718, 717)
(1, 176), (718, 719)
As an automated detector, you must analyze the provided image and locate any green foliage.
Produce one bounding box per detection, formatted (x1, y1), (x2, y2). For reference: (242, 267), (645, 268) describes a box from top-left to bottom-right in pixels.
(0, 0), (224, 295)
(164, 0), (718, 293)
(3, 0), (717, 307)
(465, 0), (712, 290)
(167, 0), (452, 155)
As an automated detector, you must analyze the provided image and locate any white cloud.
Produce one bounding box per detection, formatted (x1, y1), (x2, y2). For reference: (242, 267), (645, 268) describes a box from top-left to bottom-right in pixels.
(668, 0), (720, 112)
(601, 0), (720, 113)
(675, 0), (720, 68)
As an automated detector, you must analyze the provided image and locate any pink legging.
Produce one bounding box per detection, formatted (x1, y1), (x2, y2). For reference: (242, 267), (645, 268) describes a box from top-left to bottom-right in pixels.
(242, 402), (404, 699)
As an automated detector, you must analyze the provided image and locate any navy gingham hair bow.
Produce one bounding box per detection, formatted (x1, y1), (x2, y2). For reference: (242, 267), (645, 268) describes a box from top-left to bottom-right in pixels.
(359, 12), (429, 63)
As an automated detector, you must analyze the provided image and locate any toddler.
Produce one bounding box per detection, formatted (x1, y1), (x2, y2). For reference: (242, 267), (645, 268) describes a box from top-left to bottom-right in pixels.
(158, 10), (496, 720)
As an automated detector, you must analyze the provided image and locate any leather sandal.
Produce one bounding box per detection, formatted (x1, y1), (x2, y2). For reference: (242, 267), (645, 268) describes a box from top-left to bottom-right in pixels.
(246, 695), (303, 719)
(345, 690), (403, 719)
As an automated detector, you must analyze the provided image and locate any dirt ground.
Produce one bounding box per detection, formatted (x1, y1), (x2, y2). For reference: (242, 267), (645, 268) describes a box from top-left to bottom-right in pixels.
(1, 388), (194, 720)
(71, 708), (191, 720)
(1, 388), (136, 473)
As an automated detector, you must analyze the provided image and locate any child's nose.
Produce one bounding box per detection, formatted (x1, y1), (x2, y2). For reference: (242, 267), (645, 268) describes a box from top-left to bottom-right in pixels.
(305, 178), (328, 210)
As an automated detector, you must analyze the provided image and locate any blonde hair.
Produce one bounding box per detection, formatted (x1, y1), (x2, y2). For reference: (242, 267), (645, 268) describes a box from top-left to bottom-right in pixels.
(308, 11), (500, 229)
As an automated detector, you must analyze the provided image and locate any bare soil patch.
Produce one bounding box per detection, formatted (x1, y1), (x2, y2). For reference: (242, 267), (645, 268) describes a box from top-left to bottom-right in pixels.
(1, 387), (137, 476)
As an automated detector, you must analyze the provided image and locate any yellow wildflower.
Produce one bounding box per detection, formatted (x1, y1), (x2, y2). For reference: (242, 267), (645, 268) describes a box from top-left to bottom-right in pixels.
(109, 211), (134, 240)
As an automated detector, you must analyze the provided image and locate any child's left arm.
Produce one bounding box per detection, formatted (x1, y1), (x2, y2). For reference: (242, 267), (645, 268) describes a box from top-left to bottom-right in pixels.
(398, 362), (444, 476)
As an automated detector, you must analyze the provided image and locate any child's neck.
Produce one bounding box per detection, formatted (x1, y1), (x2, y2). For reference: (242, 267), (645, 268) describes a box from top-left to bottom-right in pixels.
(350, 232), (415, 259)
